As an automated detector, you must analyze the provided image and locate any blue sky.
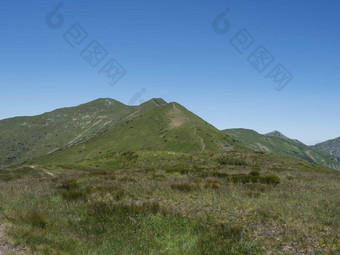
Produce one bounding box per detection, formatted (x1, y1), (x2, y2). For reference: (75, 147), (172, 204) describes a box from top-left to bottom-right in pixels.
(1, 0), (339, 145)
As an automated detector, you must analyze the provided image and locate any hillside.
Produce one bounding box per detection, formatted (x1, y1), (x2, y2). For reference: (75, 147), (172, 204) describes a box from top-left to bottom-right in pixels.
(1, 148), (339, 254)
(33, 102), (247, 166)
(265, 130), (290, 140)
(313, 137), (340, 158)
(0, 100), (339, 254)
(0, 98), (168, 166)
(223, 128), (340, 171)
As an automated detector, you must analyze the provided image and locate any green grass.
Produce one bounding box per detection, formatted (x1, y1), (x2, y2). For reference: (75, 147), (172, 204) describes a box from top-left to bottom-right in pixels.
(0, 98), (169, 166)
(0, 151), (339, 254)
(31, 103), (248, 167)
(0, 98), (139, 165)
(0, 166), (49, 181)
(223, 128), (340, 171)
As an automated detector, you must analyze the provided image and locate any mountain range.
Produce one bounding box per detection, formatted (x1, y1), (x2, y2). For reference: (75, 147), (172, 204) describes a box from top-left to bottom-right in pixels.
(223, 128), (340, 171)
(312, 137), (340, 158)
(0, 98), (339, 171)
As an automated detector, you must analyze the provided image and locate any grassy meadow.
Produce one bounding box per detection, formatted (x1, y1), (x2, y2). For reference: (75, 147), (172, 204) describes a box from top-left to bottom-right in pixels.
(0, 151), (339, 254)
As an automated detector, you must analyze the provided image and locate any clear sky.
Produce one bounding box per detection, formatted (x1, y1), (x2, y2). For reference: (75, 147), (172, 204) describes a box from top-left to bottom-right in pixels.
(1, 0), (339, 145)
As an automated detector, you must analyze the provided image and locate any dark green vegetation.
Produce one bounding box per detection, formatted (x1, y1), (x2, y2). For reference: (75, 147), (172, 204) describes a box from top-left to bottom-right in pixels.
(223, 129), (340, 171)
(30, 102), (247, 167)
(0, 151), (339, 254)
(1, 98), (338, 172)
(313, 137), (340, 158)
(0, 98), (245, 166)
(0, 98), (167, 165)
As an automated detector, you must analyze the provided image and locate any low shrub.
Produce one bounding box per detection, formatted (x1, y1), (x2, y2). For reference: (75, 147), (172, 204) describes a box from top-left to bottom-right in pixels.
(254, 151), (266, 154)
(152, 173), (167, 180)
(198, 170), (229, 178)
(62, 190), (87, 200)
(90, 170), (109, 176)
(211, 171), (229, 178)
(106, 174), (116, 180)
(217, 156), (247, 166)
(246, 191), (262, 198)
(229, 172), (280, 186)
(198, 170), (210, 178)
(216, 223), (243, 241)
(0, 175), (16, 181)
(188, 177), (203, 183)
(120, 151), (139, 162)
(205, 178), (222, 189)
(120, 176), (137, 182)
(230, 174), (259, 184)
(249, 170), (260, 176)
(56, 179), (79, 190)
(113, 188), (126, 201)
(25, 212), (48, 229)
(259, 175), (280, 185)
(286, 175), (294, 180)
(88, 201), (161, 217)
(205, 183), (221, 189)
(166, 168), (191, 175)
(270, 167), (287, 172)
(140, 201), (161, 215)
(94, 185), (126, 201)
(246, 183), (271, 192)
(206, 178), (221, 185)
(170, 182), (196, 191)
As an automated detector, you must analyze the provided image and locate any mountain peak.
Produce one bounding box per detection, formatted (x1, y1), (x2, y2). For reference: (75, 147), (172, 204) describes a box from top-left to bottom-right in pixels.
(313, 137), (340, 158)
(138, 98), (167, 111)
(265, 130), (289, 139)
(83, 98), (126, 108)
(148, 98), (167, 106)
(224, 128), (340, 171)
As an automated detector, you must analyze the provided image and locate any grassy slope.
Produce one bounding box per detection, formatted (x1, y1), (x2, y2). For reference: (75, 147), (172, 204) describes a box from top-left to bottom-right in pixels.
(33, 103), (248, 166)
(0, 98), (138, 165)
(0, 151), (339, 254)
(223, 128), (340, 171)
(313, 137), (340, 158)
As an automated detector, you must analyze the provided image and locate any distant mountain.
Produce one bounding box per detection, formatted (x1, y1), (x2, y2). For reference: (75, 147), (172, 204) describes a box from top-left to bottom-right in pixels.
(223, 128), (340, 171)
(0, 98), (165, 165)
(33, 102), (247, 165)
(313, 137), (340, 158)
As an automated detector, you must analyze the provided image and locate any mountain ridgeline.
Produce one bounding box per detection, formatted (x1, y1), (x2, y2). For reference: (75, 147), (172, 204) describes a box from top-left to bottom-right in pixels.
(0, 98), (339, 171)
(223, 129), (340, 171)
(313, 137), (340, 158)
(0, 98), (136, 165)
(0, 98), (245, 166)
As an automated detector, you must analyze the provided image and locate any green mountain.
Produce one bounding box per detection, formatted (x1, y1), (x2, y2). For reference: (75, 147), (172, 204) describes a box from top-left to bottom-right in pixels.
(33, 102), (246, 165)
(2, 97), (338, 173)
(0, 98), (166, 165)
(313, 137), (340, 158)
(223, 128), (340, 171)
(265, 130), (290, 140)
